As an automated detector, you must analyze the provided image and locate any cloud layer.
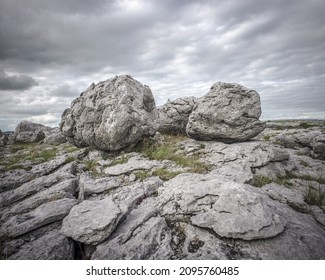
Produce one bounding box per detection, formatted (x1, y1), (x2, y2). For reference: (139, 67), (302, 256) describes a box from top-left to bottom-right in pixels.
(0, 0), (324, 130)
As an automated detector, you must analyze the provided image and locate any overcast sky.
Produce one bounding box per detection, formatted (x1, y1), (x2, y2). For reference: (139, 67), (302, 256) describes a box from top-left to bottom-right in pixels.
(0, 0), (324, 131)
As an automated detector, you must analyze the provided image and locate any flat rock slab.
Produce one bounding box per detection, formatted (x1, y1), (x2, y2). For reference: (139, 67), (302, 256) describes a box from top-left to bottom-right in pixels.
(8, 231), (74, 260)
(79, 172), (122, 198)
(0, 198), (78, 238)
(104, 156), (160, 176)
(0, 169), (35, 193)
(161, 173), (286, 240)
(0, 169), (75, 208)
(61, 197), (127, 245)
(1, 179), (77, 222)
(262, 183), (309, 213)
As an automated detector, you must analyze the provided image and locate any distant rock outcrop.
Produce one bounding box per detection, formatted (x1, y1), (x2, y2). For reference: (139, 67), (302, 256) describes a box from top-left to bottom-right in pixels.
(13, 121), (50, 143)
(158, 97), (196, 134)
(12, 121), (66, 145)
(0, 129), (8, 147)
(186, 82), (265, 142)
(60, 75), (159, 151)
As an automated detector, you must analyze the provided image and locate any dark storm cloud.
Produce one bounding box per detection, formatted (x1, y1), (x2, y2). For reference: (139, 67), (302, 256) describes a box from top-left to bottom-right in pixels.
(0, 0), (324, 130)
(0, 69), (38, 90)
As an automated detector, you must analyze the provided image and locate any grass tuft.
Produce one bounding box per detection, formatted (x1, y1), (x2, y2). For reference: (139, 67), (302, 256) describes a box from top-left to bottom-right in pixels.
(304, 185), (325, 206)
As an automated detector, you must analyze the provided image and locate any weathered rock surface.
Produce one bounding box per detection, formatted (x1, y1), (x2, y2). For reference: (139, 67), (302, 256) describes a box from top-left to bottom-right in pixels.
(262, 183), (309, 213)
(104, 155), (160, 176)
(1, 119), (325, 260)
(0, 198), (78, 238)
(158, 97), (196, 134)
(43, 127), (67, 145)
(0, 129), (8, 146)
(13, 121), (52, 143)
(60, 75), (159, 151)
(8, 231), (74, 260)
(61, 197), (127, 245)
(161, 174), (286, 240)
(186, 82), (265, 142)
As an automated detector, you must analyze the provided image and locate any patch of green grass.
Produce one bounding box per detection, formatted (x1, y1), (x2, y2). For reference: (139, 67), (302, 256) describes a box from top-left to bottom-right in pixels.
(33, 149), (57, 161)
(64, 156), (75, 164)
(299, 122), (314, 129)
(135, 135), (210, 174)
(299, 160), (309, 167)
(286, 172), (325, 184)
(263, 134), (271, 141)
(84, 160), (99, 175)
(3, 145), (58, 171)
(109, 154), (129, 166)
(250, 175), (273, 188)
(304, 185), (325, 206)
(199, 143), (206, 149)
(152, 168), (181, 181)
(9, 142), (38, 153)
(134, 170), (150, 181)
(64, 144), (81, 153)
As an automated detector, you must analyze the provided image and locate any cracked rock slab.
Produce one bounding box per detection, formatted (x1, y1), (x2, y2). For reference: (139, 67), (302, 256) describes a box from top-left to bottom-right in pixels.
(8, 231), (74, 260)
(61, 197), (127, 245)
(104, 155), (160, 175)
(161, 173), (286, 240)
(0, 198), (78, 238)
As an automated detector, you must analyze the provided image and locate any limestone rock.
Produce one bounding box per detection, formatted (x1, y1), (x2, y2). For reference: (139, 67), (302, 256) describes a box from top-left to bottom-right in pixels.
(161, 173), (286, 240)
(0, 169), (35, 193)
(104, 155), (160, 176)
(61, 197), (127, 245)
(8, 231), (74, 260)
(78, 172), (122, 199)
(262, 183), (309, 213)
(158, 97), (196, 134)
(0, 198), (78, 238)
(0, 129), (8, 146)
(43, 128), (67, 145)
(60, 75), (159, 151)
(186, 82), (265, 142)
(13, 121), (52, 143)
(0, 166), (75, 208)
(1, 179), (77, 221)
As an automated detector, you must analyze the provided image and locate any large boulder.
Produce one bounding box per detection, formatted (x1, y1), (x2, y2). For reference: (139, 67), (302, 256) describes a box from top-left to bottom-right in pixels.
(0, 129), (8, 146)
(158, 97), (196, 134)
(186, 82), (265, 142)
(60, 75), (159, 151)
(13, 121), (52, 143)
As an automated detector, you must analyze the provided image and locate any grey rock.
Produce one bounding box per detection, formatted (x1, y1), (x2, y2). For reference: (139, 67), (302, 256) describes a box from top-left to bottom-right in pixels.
(60, 75), (159, 151)
(158, 97), (196, 134)
(92, 216), (173, 259)
(104, 155), (160, 175)
(262, 183), (309, 213)
(13, 121), (52, 143)
(0, 169), (35, 193)
(30, 154), (72, 177)
(0, 198), (78, 238)
(186, 82), (265, 142)
(0, 129), (8, 146)
(43, 128), (67, 145)
(61, 197), (127, 245)
(8, 231), (74, 260)
(1, 179), (77, 221)
(310, 205), (325, 226)
(161, 173), (286, 240)
(0, 167), (75, 208)
(78, 172), (121, 199)
(203, 141), (289, 183)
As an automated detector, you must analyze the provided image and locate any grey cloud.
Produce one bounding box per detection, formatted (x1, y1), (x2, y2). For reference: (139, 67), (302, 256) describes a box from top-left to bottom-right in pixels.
(0, 70), (38, 91)
(0, 0), (324, 130)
